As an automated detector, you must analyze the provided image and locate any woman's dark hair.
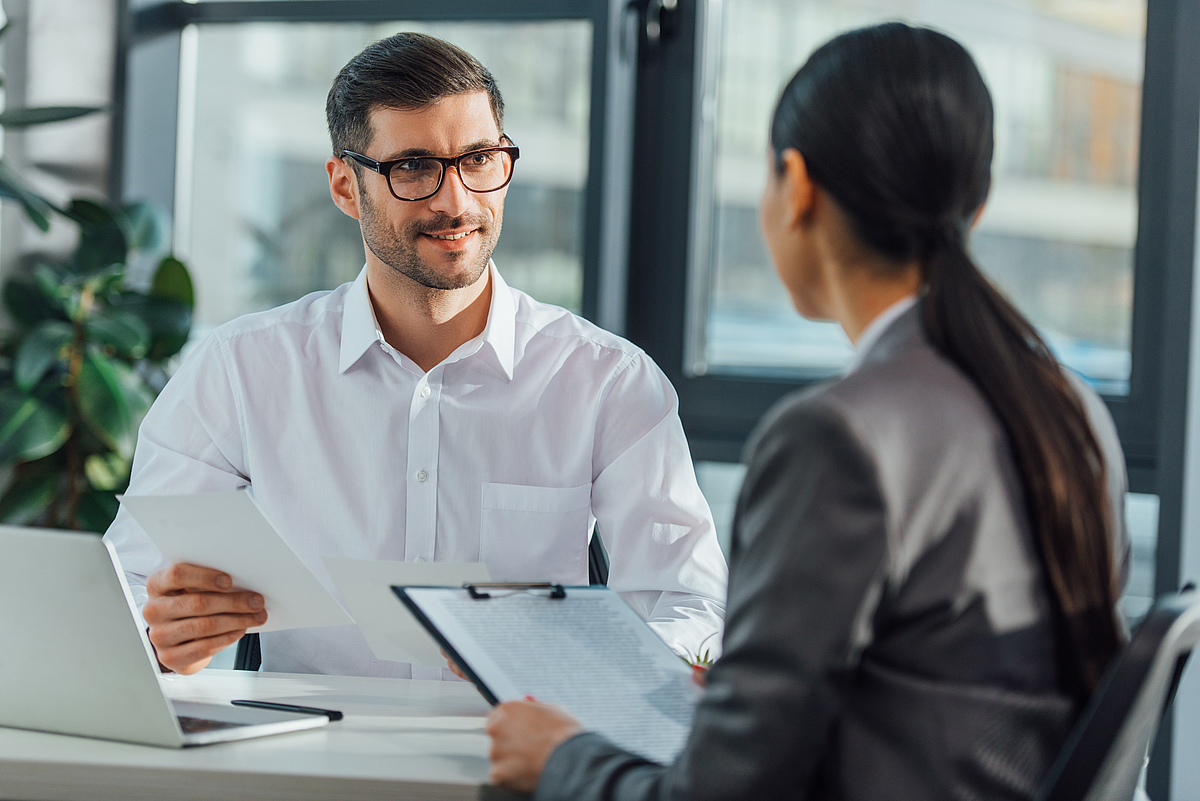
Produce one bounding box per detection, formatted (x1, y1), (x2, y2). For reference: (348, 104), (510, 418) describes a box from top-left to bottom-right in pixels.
(326, 32), (505, 158)
(770, 22), (1121, 697)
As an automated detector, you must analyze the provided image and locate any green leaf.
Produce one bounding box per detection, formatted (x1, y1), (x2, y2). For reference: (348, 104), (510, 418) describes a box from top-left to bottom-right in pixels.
(0, 467), (60, 525)
(68, 199), (127, 275)
(0, 159), (54, 231)
(3, 274), (68, 327)
(85, 452), (129, 491)
(66, 198), (118, 227)
(85, 309), (150, 359)
(150, 256), (194, 309)
(75, 490), (121, 533)
(0, 105), (105, 128)
(14, 320), (74, 392)
(109, 294), (192, 362)
(0, 388), (70, 463)
(76, 349), (153, 460)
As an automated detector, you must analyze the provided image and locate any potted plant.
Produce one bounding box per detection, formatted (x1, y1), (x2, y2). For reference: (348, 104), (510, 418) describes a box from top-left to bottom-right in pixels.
(0, 197), (193, 532)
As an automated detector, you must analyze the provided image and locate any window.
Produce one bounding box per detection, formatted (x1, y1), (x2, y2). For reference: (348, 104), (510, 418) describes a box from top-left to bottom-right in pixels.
(697, 1), (1145, 396)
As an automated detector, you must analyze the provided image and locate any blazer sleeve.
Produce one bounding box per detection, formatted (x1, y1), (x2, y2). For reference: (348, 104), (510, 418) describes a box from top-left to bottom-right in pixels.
(535, 395), (891, 801)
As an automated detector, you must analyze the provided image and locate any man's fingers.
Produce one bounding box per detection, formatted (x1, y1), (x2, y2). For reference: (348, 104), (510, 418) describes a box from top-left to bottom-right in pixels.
(155, 629), (247, 675)
(147, 563), (233, 596)
(148, 610), (267, 650)
(142, 590), (264, 625)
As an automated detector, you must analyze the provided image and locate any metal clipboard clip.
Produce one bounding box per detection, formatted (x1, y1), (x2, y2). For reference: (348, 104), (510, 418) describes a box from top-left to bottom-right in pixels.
(463, 581), (567, 600)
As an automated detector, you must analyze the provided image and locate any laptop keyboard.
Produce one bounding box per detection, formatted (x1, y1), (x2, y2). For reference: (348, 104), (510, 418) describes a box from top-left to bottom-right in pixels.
(178, 715), (247, 734)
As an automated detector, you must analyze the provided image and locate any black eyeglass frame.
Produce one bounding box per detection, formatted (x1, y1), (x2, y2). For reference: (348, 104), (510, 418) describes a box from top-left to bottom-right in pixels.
(341, 136), (520, 202)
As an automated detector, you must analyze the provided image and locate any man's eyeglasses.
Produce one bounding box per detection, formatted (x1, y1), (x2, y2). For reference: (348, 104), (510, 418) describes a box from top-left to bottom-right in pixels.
(341, 137), (520, 202)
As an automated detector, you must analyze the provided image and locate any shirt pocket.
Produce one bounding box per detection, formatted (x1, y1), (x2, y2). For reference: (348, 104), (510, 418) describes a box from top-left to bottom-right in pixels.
(479, 482), (592, 583)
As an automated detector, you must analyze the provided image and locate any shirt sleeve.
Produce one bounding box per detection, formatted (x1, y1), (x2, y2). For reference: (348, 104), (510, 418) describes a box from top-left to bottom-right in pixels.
(588, 351), (728, 660)
(536, 395), (891, 801)
(102, 334), (251, 614)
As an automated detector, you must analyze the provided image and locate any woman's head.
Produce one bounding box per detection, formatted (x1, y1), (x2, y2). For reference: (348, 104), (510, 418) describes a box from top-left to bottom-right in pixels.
(769, 23), (993, 270)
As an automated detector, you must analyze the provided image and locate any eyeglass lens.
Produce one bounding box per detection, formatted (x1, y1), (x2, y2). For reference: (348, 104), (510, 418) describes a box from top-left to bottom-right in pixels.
(388, 150), (514, 200)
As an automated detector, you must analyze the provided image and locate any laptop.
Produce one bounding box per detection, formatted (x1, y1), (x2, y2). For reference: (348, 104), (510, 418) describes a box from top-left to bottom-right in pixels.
(0, 525), (330, 747)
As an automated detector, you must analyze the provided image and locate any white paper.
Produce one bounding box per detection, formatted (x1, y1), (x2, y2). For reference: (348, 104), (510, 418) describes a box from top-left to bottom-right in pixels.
(118, 490), (354, 633)
(401, 586), (699, 764)
(322, 557), (490, 666)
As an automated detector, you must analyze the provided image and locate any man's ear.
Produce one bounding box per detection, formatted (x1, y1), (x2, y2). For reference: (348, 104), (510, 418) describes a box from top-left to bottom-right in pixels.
(779, 148), (816, 229)
(327, 156), (361, 220)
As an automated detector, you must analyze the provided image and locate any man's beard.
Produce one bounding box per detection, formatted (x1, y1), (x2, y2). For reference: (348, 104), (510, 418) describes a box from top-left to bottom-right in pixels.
(358, 187), (500, 291)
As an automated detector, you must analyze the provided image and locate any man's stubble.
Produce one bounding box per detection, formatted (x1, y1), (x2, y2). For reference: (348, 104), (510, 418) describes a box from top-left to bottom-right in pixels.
(357, 180), (501, 292)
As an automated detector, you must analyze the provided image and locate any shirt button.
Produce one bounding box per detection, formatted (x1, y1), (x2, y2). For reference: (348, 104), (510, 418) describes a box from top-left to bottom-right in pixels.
(416, 470), (428, 483)
(414, 556), (426, 563)
(420, 386), (431, 398)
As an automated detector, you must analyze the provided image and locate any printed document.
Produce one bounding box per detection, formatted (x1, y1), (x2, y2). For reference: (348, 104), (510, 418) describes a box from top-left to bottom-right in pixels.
(118, 490), (354, 633)
(398, 586), (699, 764)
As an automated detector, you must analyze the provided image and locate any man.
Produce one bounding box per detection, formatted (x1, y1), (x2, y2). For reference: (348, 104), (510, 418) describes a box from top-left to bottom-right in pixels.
(103, 33), (727, 679)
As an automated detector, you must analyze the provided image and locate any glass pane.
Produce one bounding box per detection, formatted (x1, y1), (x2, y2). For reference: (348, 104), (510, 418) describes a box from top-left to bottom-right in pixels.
(179, 20), (591, 331)
(701, 0), (1145, 394)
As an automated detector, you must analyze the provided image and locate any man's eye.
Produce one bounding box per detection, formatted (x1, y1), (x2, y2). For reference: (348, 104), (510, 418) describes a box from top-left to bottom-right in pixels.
(466, 152), (495, 166)
(396, 159), (434, 174)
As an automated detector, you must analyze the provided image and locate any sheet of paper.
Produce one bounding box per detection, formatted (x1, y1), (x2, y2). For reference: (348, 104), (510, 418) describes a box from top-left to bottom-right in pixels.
(118, 490), (354, 633)
(323, 558), (490, 666)
(399, 586), (700, 765)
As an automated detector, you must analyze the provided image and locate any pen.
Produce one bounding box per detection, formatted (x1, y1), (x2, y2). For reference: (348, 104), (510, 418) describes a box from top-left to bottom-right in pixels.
(231, 699), (344, 721)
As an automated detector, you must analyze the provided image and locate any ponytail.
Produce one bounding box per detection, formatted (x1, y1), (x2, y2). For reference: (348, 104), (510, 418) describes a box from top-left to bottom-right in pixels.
(923, 234), (1122, 696)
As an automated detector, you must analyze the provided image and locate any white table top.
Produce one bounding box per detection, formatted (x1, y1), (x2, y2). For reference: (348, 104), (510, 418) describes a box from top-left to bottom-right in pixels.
(0, 669), (522, 801)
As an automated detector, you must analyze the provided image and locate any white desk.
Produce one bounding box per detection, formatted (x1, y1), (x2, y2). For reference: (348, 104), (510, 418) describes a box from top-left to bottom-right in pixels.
(0, 669), (523, 801)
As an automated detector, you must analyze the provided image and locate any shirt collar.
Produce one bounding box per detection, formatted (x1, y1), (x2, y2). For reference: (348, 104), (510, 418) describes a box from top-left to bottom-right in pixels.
(339, 267), (377, 374)
(844, 293), (919, 375)
(338, 261), (516, 379)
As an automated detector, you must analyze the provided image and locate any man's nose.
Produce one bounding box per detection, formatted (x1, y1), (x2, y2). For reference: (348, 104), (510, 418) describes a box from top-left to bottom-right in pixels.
(427, 166), (474, 217)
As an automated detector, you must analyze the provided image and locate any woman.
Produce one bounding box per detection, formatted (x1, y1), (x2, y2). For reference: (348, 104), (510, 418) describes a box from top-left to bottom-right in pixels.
(486, 22), (1128, 800)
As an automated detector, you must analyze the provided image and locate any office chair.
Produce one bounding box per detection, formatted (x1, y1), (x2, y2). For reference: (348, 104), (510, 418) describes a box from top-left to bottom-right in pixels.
(1036, 588), (1199, 801)
(234, 533), (612, 671)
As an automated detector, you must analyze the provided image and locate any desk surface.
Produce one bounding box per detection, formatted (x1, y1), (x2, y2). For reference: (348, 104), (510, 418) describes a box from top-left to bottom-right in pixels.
(0, 669), (521, 801)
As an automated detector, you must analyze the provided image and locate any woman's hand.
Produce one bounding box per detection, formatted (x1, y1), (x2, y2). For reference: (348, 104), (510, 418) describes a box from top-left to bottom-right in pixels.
(486, 700), (583, 794)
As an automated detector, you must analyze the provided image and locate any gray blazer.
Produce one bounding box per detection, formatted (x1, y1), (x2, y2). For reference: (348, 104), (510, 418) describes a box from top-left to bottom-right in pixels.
(536, 305), (1128, 801)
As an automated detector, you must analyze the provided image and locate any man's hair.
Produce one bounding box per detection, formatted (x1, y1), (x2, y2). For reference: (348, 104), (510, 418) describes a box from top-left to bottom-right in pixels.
(326, 32), (505, 158)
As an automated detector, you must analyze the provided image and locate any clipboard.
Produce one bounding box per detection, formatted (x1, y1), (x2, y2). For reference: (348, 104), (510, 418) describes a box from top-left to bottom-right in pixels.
(394, 582), (564, 703)
(392, 582), (700, 765)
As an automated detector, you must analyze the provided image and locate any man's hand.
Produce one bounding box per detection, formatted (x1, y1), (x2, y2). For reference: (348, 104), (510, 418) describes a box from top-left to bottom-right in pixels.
(142, 563), (267, 675)
(486, 700), (583, 794)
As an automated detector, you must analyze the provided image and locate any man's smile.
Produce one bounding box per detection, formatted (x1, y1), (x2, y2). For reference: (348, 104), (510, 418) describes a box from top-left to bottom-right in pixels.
(417, 224), (483, 253)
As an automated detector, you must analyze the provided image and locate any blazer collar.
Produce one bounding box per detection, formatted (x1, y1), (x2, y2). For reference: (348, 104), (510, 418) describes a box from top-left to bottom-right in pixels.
(851, 301), (926, 373)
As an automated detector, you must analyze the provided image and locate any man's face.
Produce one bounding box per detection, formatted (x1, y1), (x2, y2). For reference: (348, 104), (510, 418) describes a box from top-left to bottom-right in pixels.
(352, 92), (506, 291)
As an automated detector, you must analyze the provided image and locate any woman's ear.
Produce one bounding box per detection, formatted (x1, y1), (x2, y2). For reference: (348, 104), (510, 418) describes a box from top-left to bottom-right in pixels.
(779, 148), (816, 229)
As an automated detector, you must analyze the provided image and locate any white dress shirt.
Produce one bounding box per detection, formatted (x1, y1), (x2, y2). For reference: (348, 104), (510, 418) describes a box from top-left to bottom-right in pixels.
(104, 263), (728, 678)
